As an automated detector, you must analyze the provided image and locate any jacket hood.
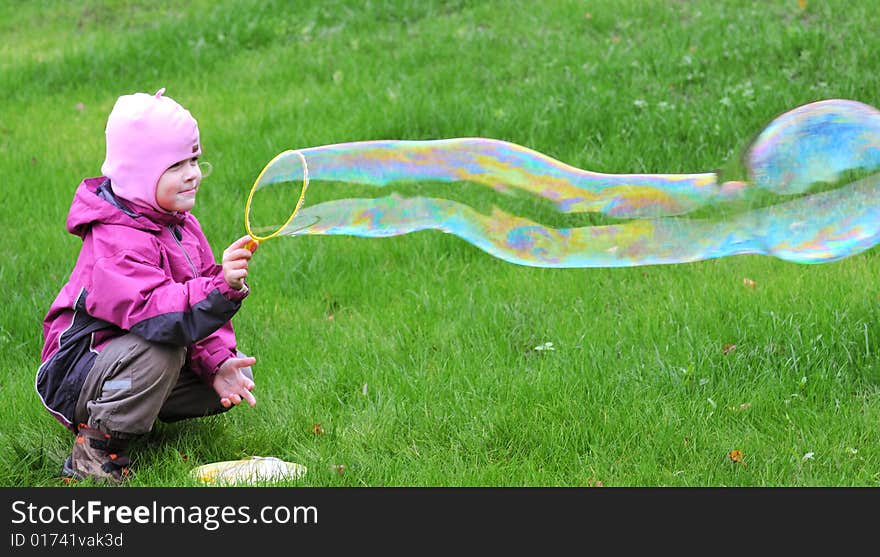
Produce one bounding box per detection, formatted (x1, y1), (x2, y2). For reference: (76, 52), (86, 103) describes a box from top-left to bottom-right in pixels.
(67, 177), (186, 238)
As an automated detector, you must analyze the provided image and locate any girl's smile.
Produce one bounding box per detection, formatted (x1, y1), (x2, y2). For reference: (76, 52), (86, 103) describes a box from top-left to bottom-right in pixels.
(156, 157), (202, 212)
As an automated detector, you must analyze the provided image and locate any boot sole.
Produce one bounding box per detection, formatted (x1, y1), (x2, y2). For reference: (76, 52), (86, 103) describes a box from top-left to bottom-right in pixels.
(62, 456), (129, 485)
(61, 456), (84, 481)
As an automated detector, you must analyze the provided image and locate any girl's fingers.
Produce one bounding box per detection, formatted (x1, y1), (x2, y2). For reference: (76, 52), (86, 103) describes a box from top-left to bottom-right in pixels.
(225, 236), (256, 257)
(227, 269), (247, 282)
(232, 235), (253, 249)
(222, 250), (253, 265)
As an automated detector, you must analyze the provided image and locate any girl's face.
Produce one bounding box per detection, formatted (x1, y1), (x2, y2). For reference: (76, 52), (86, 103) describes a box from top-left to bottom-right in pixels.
(156, 156), (202, 212)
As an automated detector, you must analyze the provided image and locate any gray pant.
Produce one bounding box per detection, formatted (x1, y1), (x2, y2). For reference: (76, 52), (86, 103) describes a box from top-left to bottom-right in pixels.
(74, 334), (253, 439)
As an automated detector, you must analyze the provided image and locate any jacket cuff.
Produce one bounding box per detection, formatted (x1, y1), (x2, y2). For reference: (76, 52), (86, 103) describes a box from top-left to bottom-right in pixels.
(213, 274), (249, 303)
(201, 348), (236, 383)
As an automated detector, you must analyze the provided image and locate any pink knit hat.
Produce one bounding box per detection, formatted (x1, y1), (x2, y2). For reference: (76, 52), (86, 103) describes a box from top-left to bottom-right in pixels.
(101, 88), (201, 211)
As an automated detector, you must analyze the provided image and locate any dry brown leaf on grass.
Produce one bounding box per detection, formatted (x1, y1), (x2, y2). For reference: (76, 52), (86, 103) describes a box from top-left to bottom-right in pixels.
(728, 449), (747, 467)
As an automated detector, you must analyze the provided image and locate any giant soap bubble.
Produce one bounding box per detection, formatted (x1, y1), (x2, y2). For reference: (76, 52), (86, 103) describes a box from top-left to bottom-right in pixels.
(245, 99), (880, 267)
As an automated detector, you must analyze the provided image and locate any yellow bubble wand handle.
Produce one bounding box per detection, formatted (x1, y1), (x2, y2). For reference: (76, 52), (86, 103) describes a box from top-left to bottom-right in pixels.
(244, 150), (310, 252)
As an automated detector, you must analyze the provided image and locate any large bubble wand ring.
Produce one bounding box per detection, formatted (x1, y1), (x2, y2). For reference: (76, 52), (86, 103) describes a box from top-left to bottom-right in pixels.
(244, 150), (310, 252)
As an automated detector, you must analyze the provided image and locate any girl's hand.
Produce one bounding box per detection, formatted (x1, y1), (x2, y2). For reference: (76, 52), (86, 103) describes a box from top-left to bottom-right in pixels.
(222, 235), (256, 290)
(213, 356), (257, 408)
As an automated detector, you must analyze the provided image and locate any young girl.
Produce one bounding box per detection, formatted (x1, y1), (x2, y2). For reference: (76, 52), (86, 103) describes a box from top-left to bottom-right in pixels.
(37, 88), (257, 483)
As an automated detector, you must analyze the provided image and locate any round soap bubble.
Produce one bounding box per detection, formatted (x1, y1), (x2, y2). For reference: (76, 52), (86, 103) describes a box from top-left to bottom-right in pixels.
(246, 99), (880, 267)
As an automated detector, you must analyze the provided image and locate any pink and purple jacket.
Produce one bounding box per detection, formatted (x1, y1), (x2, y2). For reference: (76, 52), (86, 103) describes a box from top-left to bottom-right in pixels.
(36, 177), (248, 432)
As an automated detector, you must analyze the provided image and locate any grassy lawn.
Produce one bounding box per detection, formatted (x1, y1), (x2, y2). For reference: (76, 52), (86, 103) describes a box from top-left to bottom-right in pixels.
(1, 0), (879, 486)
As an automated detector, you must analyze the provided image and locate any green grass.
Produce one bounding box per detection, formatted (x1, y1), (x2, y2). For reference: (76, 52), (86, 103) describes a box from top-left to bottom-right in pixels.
(1, 0), (879, 486)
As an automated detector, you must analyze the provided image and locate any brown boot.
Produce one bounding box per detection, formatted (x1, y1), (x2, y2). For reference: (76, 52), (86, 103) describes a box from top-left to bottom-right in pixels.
(61, 423), (132, 484)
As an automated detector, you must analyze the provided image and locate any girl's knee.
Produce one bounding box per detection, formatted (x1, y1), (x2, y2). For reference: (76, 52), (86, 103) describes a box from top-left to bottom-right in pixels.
(126, 338), (187, 385)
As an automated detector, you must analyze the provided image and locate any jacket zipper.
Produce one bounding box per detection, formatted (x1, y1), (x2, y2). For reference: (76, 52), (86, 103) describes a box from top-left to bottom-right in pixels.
(168, 225), (199, 277)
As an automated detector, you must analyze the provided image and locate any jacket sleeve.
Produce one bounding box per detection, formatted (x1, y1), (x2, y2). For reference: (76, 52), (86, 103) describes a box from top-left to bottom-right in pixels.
(186, 219), (247, 382)
(188, 321), (239, 383)
(85, 230), (248, 355)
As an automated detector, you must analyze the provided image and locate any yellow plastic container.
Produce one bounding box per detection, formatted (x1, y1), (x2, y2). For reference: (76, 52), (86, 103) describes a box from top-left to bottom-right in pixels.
(192, 456), (307, 485)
